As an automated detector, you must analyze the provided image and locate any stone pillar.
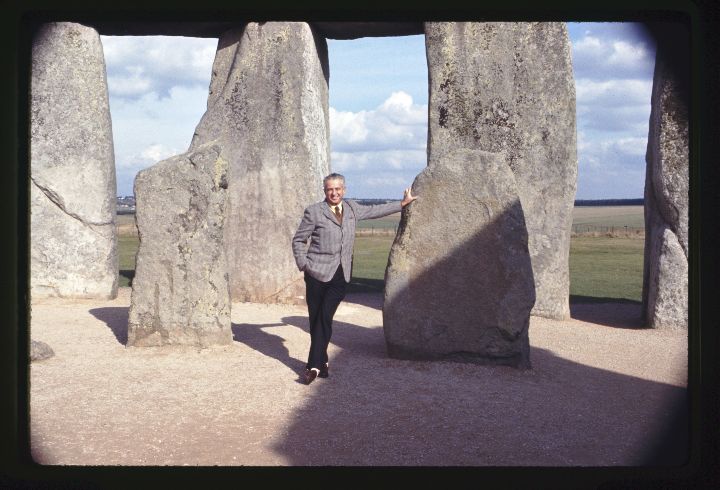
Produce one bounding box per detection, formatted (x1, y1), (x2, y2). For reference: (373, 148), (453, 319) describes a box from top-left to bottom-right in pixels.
(30, 22), (118, 299)
(383, 149), (536, 368)
(424, 22), (577, 320)
(127, 143), (232, 347)
(642, 53), (689, 329)
(385, 21), (581, 368)
(190, 22), (330, 304)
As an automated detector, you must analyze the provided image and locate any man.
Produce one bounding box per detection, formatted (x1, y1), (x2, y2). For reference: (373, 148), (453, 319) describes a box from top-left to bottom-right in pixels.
(292, 173), (418, 384)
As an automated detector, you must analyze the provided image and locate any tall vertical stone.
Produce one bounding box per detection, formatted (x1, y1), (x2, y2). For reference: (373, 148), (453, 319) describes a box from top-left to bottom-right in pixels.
(642, 53), (689, 329)
(30, 22), (118, 299)
(127, 143), (232, 347)
(190, 22), (330, 304)
(424, 22), (577, 320)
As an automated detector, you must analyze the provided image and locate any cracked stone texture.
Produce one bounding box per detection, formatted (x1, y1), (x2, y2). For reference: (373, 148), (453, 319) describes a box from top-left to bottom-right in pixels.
(383, 149), (535, 369)
(643, 55), (689, 329)
(30, 22), (118, 299)
(423, 22), (577, 320)
(190, 22), (330, 304)
(127, 143), (232, 347)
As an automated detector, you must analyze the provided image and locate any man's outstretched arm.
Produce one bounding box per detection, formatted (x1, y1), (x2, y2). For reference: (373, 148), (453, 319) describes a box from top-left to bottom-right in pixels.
(353, 187), (419, 220)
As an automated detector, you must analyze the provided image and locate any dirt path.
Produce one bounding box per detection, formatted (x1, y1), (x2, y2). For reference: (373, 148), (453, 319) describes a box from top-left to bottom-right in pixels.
(29, 288), (687, 466)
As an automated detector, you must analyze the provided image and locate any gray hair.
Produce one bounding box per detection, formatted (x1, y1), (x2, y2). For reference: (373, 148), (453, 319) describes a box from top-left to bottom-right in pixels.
(323, 173), (345, 187)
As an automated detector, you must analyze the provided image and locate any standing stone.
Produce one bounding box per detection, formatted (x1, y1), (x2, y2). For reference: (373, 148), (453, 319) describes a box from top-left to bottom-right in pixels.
(643, 55), (689, 329)
(30, 22), (118, 299)
(422, 22), (577, 320)
(190, 22), (330, 304)
(383, 149), (535, 368)
(127, 143), (232, 347)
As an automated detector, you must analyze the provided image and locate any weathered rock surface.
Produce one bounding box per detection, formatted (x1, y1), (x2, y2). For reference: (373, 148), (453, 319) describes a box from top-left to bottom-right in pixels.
(30, 340), (55, 362)
(423, 22), (577, 320)
(643, 55), (689, 329)
(30, 22), (118, 299)
(190, 22), (330, 304)
(127, 143), (232, 347)
(383, 149), (535, 369)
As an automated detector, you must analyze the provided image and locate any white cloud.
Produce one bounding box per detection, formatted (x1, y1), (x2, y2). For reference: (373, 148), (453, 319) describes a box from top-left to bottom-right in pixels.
(327, 91), (428, 198)
(608, 40), (648, 67)
(330, 109), (369, 145)
(571, 28), (655, 80)
(331, 149), (426, 172)
(140, 143), (179, 163)
(576, 133), (647, 199)
(575, 78), (652, 107)
(107, 66), (152, 97)
(575, 78), (652, 134)
(574, 35), (604, 56)
(330, 91), (427, 153)
(101, 36), (217, 99)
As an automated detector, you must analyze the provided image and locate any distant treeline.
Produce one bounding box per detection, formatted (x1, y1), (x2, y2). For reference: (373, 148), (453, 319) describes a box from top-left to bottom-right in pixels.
(352, 198), (644, 207)
(574, 199), (644, 206)
(350, 198), (399, 205)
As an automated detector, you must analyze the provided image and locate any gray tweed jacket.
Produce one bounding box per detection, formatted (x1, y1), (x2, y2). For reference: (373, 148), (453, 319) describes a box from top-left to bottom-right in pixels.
(292, 199), (402, 283)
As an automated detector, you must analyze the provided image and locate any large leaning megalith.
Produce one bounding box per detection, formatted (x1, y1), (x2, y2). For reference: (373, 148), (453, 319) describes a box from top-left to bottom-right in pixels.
(383, 22), (576, 367)
(383, 149), (535, 368)
(190, 22), (330, 304)
(642, 54), (689, 330)
(30, 22), (118, 299)
(127, 143), (232, 347)
(426, 22), (577, 320)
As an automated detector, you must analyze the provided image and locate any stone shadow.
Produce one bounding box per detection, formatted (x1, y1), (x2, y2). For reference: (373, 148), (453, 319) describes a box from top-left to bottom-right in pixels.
(346, 277), (384, 294)
(231, 322), (307, 382)
(340, 291), (385, 310)
(569, 299), (645, 329)
(119, 269), (134, 286)
(269, 310), (689, 466)
(88, 306), (129, 345)
(347, 291), (647, 330)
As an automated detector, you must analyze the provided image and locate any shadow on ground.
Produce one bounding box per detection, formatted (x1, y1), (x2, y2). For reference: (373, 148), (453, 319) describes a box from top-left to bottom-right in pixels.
(87, 295), (686, 466)
(254, 307), (687, 466)
(119, 270), (135, 286)
(89, 307), (129, 345)
(346, 288), (646, 330)
(569, 300), (645, 329)
(231, 322), (307, 383)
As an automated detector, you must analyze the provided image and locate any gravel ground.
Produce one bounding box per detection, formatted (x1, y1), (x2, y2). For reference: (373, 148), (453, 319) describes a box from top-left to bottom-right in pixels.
(29, 287), (688, 466)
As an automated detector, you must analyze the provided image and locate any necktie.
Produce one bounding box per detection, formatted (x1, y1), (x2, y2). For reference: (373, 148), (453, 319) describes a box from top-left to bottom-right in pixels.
(333, 205), (343, 224)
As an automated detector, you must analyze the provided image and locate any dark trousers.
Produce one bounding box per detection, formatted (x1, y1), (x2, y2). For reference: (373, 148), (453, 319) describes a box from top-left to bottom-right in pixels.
(304, 265), (347, 370)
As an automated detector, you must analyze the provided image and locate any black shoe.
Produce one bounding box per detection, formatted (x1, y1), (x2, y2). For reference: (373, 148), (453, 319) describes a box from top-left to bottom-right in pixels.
(304, 368), (318, 385)
(319, 363), (329, 378)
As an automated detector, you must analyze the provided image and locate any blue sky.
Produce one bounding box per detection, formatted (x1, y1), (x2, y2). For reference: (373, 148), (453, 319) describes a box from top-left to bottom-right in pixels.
(102, 22), (656, 200)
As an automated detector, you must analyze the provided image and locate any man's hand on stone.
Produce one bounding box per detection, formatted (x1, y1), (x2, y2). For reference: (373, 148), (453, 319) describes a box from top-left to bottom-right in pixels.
(401, 187), (418, 207)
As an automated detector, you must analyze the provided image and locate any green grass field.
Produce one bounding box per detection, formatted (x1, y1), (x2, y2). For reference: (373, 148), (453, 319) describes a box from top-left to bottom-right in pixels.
(356, 213), (401, 230)
(117, 206), (645, 302)
(572, 206), (645, 228)
(568, 236), (643, 303)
